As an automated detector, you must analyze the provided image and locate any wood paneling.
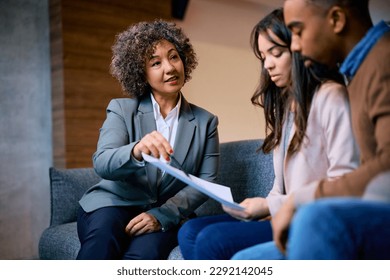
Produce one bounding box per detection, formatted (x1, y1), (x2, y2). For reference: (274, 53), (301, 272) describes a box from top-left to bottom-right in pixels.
(50, 0), (66, 168)
(50, 0), (172, 168)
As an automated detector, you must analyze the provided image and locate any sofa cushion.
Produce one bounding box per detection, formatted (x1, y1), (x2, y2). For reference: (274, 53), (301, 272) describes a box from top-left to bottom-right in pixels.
(39, 222), (80, 260)
(49, 167), (101, 226)
(168, 246), (183, 260)
(218, 139), (273, 199)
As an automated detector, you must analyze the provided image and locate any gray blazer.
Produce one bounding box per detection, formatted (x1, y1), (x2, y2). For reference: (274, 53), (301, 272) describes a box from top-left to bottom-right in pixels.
(79, 94), (219, 230)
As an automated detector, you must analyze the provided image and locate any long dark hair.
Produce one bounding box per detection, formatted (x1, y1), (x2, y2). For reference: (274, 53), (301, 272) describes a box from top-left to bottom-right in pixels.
(250, 8), (290, 153)
(250, 8), (344, 155)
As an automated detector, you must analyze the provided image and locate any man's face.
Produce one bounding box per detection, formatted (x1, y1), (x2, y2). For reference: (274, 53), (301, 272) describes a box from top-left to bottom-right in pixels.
(284, 0), (340, 68)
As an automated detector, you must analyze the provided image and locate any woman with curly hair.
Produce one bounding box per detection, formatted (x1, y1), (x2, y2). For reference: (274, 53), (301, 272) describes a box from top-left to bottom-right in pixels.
(76, 19), (219, 260)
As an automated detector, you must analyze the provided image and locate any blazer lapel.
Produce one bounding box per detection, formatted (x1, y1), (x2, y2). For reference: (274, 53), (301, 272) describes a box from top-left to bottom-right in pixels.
(137, 96), (159, 187)
(137, 94), (196, 186)
(172, 96), (196, 166)
(283, 114), (296, 192)
(137, 96), (156, 136)
(285, 117), (296, 162)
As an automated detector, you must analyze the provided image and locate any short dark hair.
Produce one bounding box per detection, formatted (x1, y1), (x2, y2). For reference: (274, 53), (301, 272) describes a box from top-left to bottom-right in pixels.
(305, 0), (368, 7)
(305, 0), (370, 17)
(110, 19), (198, 98)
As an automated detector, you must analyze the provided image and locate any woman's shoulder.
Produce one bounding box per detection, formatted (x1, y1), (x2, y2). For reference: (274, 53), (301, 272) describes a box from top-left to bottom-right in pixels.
(106, 97), (139, 110)
(314, 81), (349, 105)
(102, 98), (140, 120)
(316, 80), (347, 95)
(311, 81), (351, 124)
(108, 97), (137, 105)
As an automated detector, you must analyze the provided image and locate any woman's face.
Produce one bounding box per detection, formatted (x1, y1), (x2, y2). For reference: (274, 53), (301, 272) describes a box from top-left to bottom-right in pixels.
(257, 30), (292, 88)
(145, 39), (185, 98)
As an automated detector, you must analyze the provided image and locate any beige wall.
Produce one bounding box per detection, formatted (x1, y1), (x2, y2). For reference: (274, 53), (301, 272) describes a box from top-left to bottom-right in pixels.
(176, 0), (281, 142)
(182, 41), (265, 142)
(175, 0), (389, 143)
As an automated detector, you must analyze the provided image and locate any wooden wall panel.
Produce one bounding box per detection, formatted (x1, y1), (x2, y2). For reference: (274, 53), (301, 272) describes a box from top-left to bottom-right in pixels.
(51, 0), (172, 168)
(50, 0), (66, 168)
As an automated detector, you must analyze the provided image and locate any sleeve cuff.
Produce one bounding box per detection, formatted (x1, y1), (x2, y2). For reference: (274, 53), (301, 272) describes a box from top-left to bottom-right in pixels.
(266, 195), (287, 217)
(146, 208), (177, 232)
(131, 153), (145, 167)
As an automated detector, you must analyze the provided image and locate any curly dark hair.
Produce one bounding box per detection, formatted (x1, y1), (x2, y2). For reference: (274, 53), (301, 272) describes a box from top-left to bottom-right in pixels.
(110, 19), (198, 98)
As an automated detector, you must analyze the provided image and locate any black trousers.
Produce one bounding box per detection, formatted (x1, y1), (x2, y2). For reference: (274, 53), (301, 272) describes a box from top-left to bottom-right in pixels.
(76, 206), (179, 260)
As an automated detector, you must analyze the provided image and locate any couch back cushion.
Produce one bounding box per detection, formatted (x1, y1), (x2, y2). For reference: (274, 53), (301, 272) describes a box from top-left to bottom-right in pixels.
(49, 167), (101, 226)
(195, 139), (274, 216)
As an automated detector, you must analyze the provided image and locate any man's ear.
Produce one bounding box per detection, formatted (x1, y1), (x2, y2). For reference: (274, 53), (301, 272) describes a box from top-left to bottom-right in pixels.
(328, 6), (346, 34)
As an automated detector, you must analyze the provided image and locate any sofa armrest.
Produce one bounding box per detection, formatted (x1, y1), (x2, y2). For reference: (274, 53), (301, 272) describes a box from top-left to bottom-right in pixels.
(49, 167), (101, 226)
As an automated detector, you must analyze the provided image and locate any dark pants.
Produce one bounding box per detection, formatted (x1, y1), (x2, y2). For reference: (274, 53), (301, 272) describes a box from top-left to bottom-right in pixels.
(178, 214), (273, 259)
(76, 206), (179, 260)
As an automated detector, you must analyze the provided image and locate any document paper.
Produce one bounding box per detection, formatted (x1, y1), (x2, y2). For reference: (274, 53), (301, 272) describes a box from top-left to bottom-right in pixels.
(142, 153), (244, 210)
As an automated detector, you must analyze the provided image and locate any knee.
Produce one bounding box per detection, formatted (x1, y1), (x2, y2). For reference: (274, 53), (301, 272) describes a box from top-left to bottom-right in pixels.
(288, 201), (331, 247)
(289, 199), (350, 248)
(178, 219), (198, 244)
(194, 225), (225, 259)
(196, 225), (218, 246)
(293, 200), (335, 230)
(231, 250), (246, 260)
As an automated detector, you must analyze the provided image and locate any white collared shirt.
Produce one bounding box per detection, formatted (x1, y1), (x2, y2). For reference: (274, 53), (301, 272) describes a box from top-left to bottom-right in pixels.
(150, 93), (181, 160)
(131, 93), (181, 166)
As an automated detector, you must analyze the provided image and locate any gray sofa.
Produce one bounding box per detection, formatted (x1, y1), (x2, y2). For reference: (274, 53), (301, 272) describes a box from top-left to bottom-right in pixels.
(39, 139), (274, 260)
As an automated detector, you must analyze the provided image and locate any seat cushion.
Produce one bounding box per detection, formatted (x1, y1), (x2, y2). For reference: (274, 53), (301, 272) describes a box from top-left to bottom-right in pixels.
(167, 246), (183, 260)
(39, 222), (80, 260)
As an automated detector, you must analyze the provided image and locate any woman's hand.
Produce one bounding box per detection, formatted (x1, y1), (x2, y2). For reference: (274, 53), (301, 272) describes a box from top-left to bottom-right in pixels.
(222, 197), (270, 221)
(125, 212), (162, 236)
(132, 131), (173, 161)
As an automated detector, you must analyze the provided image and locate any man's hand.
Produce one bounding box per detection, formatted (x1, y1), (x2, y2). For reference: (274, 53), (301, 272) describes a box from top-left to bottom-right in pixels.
(222, 197), (269, 221)
(125, 212), (161, 236)
(272, 194), (296, 254)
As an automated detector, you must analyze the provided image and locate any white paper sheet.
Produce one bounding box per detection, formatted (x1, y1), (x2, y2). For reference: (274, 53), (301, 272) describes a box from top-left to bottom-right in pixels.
(142, 153), (244, 210)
